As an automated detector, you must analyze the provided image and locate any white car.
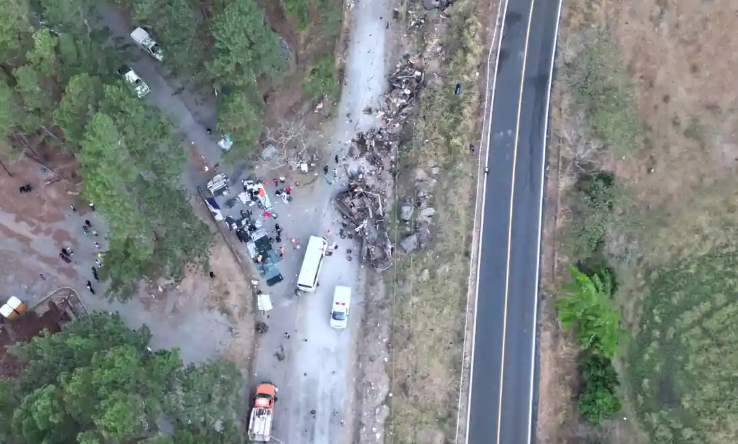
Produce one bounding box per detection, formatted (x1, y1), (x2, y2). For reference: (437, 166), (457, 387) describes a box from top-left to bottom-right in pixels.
(116, 65), (151, 98)
(131, 27), (164, 61)
(329, 286), (351, 329)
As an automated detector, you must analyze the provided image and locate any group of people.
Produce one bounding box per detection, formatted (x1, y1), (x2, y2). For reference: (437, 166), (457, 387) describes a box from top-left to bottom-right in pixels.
(56, 204), (105, 295)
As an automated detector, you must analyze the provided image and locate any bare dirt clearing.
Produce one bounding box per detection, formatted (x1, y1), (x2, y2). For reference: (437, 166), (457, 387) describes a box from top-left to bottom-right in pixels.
(540, 0), (738, 443)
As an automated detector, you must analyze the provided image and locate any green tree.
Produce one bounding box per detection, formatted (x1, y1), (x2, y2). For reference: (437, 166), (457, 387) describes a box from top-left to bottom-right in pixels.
(54, 73), (103, 150)
(577, 352), (622, 424)
(12, 28), (62, 132)
(0, 80), (21, 140)
(568, 172), (617, 259)
(12, 384), (77, 444)
(13, 65), (55, 132)
(28, 29), (60, 79)
(38, 0), (96, 37)
(164, 360), (243, 439)
(208, 0), (282, 87)
(216, 88), (263, 159)
(0, 0), (32, 63)
(556, 265), (621, 357)
(12, 312), (150, 391)
(5, 313), (244, 444)
(76, 85), (211, 297)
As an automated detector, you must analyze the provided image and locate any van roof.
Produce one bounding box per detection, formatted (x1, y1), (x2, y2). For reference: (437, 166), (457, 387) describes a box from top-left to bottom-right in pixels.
(296, 236), (328, 288)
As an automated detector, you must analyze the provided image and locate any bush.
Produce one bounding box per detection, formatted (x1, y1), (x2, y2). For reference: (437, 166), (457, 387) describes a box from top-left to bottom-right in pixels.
(567, 171), (618, 260)
(578, 352), (622, 424)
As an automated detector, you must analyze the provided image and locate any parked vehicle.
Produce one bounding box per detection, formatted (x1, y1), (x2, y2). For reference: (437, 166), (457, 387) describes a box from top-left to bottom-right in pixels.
(248, 383), (277, 442)
(116, 65), (150, 98)
(296, 236), (328, 292)
(330, 286), (352, 329)
(130, 27), (163, 61)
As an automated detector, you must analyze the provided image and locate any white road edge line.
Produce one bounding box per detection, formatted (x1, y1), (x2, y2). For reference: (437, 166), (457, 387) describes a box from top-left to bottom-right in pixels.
(458, 0), (509, 443)
(526, 0), (565, 443)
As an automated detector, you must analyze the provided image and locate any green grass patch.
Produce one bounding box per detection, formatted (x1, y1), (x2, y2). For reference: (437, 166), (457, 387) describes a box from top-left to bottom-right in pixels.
(627, 248), (738, 444)
(281, 0), (342, 32)
(566, 28), (642, 155)
(302, 54), (339, 101)
(281, 0), (310, 30)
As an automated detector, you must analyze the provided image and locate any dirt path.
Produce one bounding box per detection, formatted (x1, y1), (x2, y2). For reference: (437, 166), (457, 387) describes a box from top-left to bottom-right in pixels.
(250, 1), (396, 443)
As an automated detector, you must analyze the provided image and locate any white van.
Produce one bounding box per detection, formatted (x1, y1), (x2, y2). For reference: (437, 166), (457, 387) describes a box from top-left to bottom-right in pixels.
(296, 236), (328, 292)
(330, 286), (352, 329)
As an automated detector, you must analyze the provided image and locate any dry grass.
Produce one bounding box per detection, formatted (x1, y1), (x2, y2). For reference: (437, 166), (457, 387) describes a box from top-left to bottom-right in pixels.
(385, 1), (488, 443)
(543, 0), (738, 443)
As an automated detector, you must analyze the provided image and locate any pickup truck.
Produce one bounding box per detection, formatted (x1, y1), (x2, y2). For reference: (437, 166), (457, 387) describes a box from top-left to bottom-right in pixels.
(130, 27), (164, 61)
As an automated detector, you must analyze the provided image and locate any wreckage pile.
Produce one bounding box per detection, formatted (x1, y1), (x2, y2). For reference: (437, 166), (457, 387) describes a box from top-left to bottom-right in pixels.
(350, 59), (424, 161)
(334, 59), (431, 270)
(333, 179), (393, 271)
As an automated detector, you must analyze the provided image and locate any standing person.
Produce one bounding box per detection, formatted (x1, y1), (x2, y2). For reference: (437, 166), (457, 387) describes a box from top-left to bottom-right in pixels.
(88, 202), (96, 212)
(335, 154), (339, 164)
(39, 273), (46, 280)
(86, 281), (95, 295)
(279, 176), (286, 184)
(91, 267), (99, 281)
(84, 219), (92, 227)
(61, 248), (69, 256)
(59, 253), (70, 263)
(94, 241), (100, 249)
(70, 204), (76, 212)
(284, 186), (291, 195)
(83, 226), (90, 236)
(275, 223), (282, 234)
(279, 245), (284, 259)
(323, 165), (329, 175)
(272, 178), (279, 186)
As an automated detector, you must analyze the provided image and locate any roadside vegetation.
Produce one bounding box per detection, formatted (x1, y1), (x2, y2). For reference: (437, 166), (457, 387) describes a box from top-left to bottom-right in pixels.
(545, 0), (738, 443)
(0, 312), (243, 444)
(0, 0), (211, 299)
(387, 0), (485, 442)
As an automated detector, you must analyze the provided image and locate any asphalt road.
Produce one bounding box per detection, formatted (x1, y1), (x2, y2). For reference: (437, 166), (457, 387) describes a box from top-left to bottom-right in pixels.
(466, 0), (563, 443)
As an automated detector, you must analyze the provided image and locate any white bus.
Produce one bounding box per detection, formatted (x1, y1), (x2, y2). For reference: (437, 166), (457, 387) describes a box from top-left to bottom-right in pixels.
(296, 236), (328, 292)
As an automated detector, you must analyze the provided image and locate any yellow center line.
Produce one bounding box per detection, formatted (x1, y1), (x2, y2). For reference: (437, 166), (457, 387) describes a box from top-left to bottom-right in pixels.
(495, 1), (537, 443)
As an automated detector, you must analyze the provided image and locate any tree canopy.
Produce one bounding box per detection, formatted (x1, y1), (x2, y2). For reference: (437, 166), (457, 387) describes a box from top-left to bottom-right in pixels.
(0, 0), (214, 299)
(2, 312), (244, 444)
(555, 265), (621, 357)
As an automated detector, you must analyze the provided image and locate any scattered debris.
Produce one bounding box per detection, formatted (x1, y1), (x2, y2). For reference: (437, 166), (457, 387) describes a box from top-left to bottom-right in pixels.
(333, 58), (439, 268)
(334, 180), (393, 271)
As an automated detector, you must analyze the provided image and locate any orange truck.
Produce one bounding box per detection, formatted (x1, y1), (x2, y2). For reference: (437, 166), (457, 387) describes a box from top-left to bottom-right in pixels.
(248, 383), (277, 442)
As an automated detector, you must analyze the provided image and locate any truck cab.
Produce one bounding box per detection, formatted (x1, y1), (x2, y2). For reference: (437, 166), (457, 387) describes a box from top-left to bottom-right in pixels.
(130, 27), (164, 61)
(116, 65), (151, 98)
(248, 383), (277, 442)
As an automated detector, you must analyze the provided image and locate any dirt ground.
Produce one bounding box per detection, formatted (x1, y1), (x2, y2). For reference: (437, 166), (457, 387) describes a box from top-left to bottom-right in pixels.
(539, 0), (738, 443)
(0, 153), (255, 372)
(148, 242), (256, 372)
(260, 0), (345, 121)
